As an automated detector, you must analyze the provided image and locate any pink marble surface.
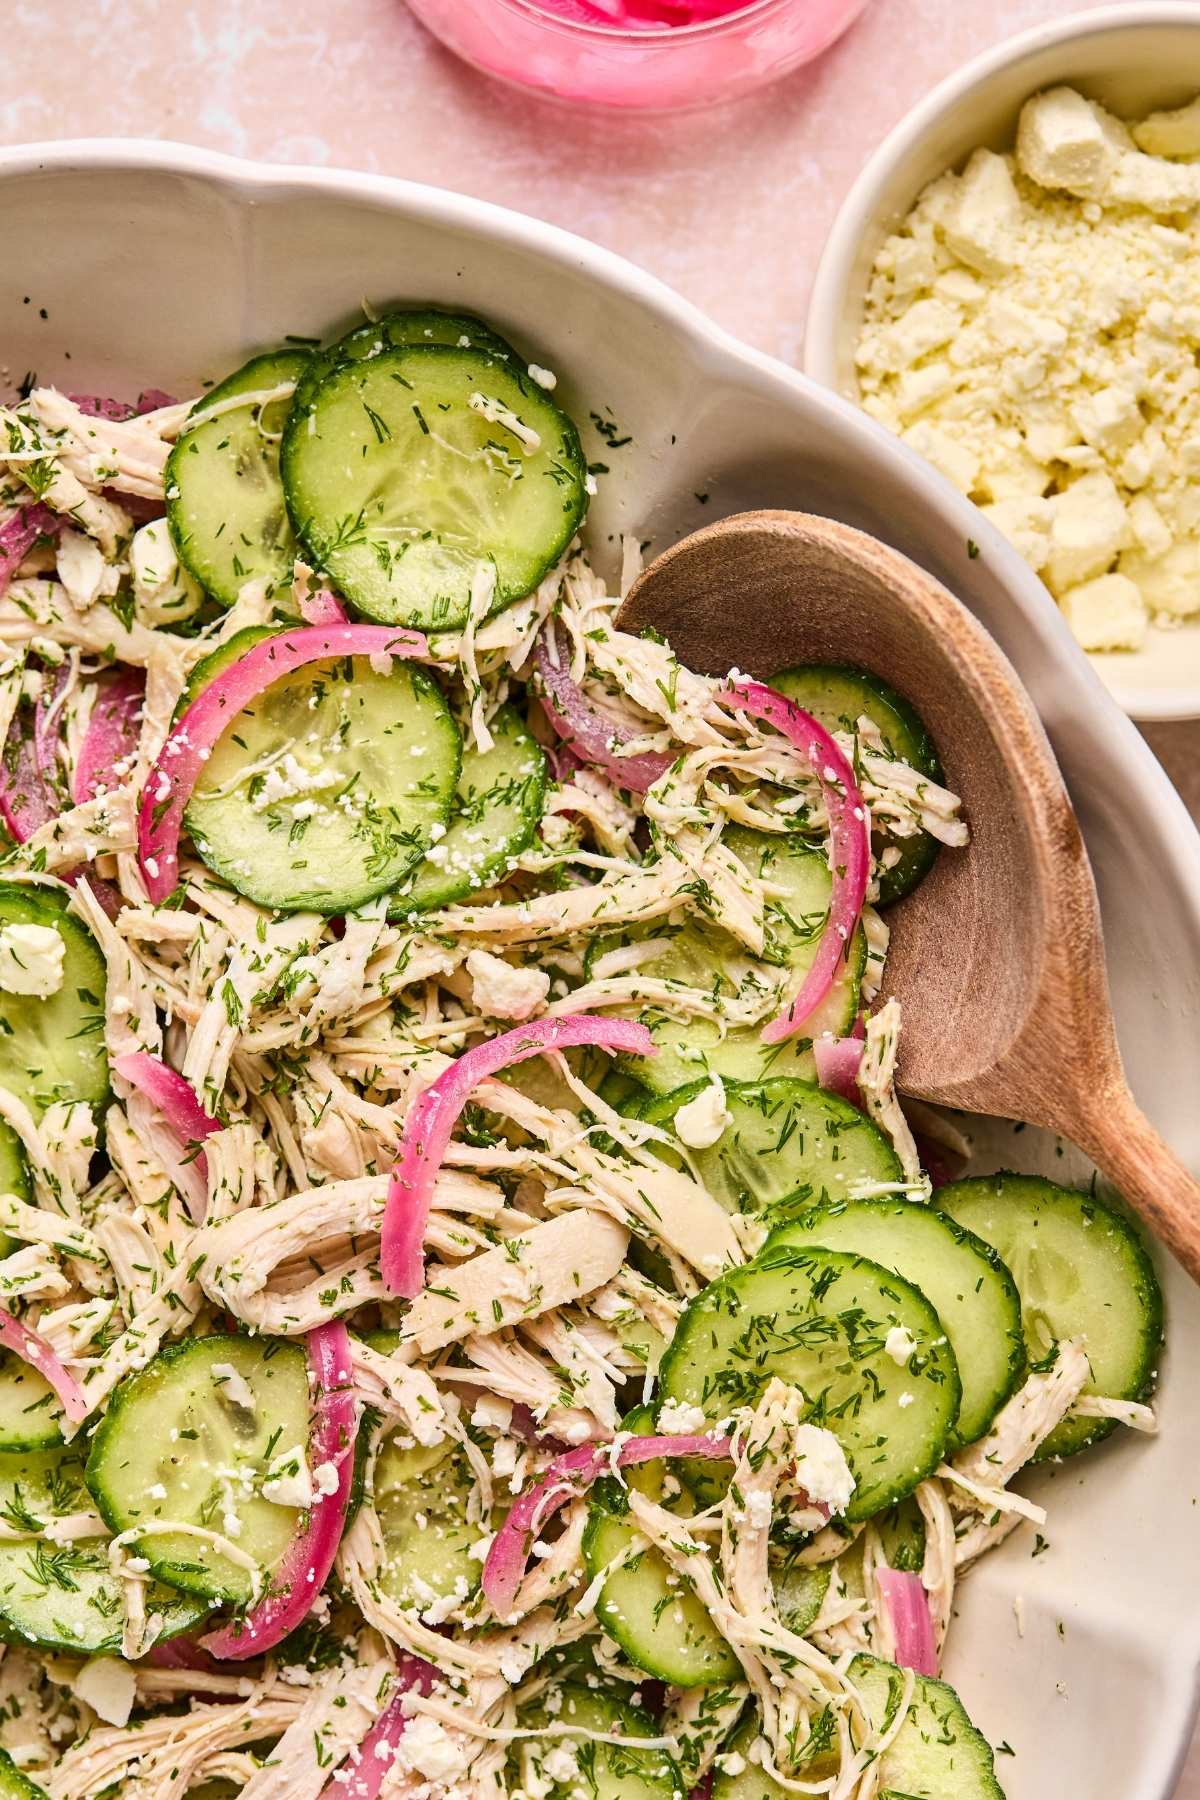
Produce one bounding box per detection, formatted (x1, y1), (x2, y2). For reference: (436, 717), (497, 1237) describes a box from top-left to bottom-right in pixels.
(3, 0), (1199, 1792)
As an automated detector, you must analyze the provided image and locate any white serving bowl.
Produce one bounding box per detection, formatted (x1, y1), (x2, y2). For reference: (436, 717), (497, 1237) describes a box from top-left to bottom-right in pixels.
(804, 3), (1200, 722)
(3, 138), (1198, 1798)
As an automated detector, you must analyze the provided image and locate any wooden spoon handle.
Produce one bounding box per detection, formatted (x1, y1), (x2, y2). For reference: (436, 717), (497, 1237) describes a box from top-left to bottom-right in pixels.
(1068, 1083), (1200, 1280)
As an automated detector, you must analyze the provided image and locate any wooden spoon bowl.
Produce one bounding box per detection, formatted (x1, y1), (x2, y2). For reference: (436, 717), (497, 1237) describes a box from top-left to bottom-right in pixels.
(619, 508), (1200, 1279)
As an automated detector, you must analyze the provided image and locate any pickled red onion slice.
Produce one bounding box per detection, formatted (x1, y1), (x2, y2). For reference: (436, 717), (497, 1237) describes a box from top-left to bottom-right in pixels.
(382, 1014), (654, 1298)
(482, 1432), (733, 1620)
(715, 679), (869, 1043)
(535, 623), (671, 793)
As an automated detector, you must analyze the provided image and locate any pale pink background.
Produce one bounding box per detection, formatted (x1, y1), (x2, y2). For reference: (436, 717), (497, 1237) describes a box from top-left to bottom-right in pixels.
(3, 0), (1198, 1790)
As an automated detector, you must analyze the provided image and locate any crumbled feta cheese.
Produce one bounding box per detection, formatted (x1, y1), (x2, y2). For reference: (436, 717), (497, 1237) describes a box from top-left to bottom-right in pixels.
(657, 1399), (708, 1436)
(884, 1325), (918, 1367)
(0, 922), (65, 998)
(498, 1643), (535, 1684)
(856, 85), (1200, 654)
(542, 1745), (579, 1783)
(1016, 86), (1128, 198)
(251, 753), (340, 813)
(312, 1459), (340, 1498)
(73, 1655), (137, 1727)
(262, 1444), (314, 1509)
(471, 1394), (512, 1433)
(1059, 572), (1148, 650)
(212, 1362), (257, 1415)
(527, 363), (558, 391)
(491, 1436), (520, 1478)
(672, 1074), (732, 1150)
(465, 948), (550, 1021)
(396, 1714), (462, 1780)
(792, 1423), (855, 1513)
(744, 1489), (773, 1529)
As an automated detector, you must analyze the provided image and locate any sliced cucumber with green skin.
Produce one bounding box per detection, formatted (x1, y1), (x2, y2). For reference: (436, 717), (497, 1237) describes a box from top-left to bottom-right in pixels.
(185, 654), (461, 913)
(773, 665), (944, 905)
(657, 1244), (961, 1521)
(175, 624), (281, 717)
(849, 1653), (1007, 1799)
(282, 344), (588, 631)
(937, 1174), (1162, 1460)
(375, 1434), (480, 1619)
(0, 883), (108, 1119)
(392, 705), (547, 914)
(639, 1079), (902, 1219)
(0, 1358), (75, 1454)
(85, 1335), (311, 1604)
(0, 1119), (31, 1262)
(0, 1538), (209, 1655)
(523, 1680), (684, 1800)
(0, 1122), (30, 1205)
(167, 349), (311, 607)
(769, 1200), (1025, 1447)
(622, 831), (865, 1097)
(0, 1445), (89, 1522)
(293, 307), (520, 415)
(583, 1406), (739, 1688)
(772, 1554), (830, 1635)
(0, 1749), (50, 1800)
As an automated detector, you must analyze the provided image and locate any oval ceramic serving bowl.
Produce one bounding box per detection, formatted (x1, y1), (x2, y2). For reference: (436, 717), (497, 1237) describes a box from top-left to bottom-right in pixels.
(4, 138), (1199, 1798)
(804, 3), (1200, 723)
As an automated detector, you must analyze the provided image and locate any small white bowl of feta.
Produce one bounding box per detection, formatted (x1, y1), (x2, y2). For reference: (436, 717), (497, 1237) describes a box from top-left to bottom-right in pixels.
(805, 3), (1200, 721)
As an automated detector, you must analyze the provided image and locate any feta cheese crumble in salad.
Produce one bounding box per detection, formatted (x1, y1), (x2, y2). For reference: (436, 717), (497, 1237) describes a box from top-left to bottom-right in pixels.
(0, 305), (1162, 1800)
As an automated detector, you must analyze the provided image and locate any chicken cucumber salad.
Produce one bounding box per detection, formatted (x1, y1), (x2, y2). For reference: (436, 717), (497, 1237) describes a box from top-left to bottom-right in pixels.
(0, 305), (1162, 1799)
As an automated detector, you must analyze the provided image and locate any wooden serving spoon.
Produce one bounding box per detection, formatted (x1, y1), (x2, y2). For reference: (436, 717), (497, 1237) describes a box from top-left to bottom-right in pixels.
(618, 508), (1200, 1280)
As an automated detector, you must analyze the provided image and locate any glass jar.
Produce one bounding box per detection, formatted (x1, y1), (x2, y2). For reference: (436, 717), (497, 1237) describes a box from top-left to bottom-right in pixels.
(405, 0), (870, 111)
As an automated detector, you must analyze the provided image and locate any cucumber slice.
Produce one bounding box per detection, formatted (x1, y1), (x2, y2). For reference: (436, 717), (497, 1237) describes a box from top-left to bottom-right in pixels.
(848, 1653), (1006, 1799)
(85, 1335), (312, 1603)
(374, 1434), (480, 1619)
(638, 1078), (902, 1219)
(623, 831), (865, 1097)
(0, 1538), (209, 1655)
(392, 704), (547, 913)
(0, 1445), (89, 1523)
(772, 665), (943, 905)
(0, 1121), (30, 1262)
(293, 307), (519, 415)
(0, 1751), (49, 1800)
(583, 1406), (739, 1687)
(768, 1201), (1025, 1447)
(937, 1174), (1162, 1459)
(523, 1679), (683, 1800)
(184, 653), (461, 913)
(0, 883), (108, 1119)
(0, 1357), (72, 1454)
(772, 1554), (831, 1635)
(167, 349), (311, 606)
(0, 1123), (29, 1205)
(657, 1244), (961, 1521)
(281, 345), (588, 631)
